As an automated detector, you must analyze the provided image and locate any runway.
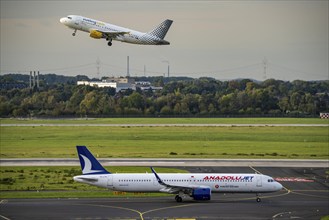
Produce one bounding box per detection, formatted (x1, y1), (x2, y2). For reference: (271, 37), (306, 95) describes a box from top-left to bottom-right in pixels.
(1, 167), (328, 220)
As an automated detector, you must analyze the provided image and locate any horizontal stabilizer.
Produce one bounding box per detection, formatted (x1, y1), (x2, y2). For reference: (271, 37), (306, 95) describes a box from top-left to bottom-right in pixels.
(75, 176), (98, 182)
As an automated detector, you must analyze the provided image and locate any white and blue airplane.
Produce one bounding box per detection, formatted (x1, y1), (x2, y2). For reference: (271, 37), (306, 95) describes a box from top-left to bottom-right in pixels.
(74, 146), (283, 202)
(60, 15), (173, 46)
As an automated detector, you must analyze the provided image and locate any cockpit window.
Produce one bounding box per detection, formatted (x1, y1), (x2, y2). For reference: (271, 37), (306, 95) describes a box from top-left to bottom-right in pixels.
(268, 179), (274, 182)
(68, 17), (72, 19)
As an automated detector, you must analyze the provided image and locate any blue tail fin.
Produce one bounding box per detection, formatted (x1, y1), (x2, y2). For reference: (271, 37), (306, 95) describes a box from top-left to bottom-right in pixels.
(76, 146), (110, 175)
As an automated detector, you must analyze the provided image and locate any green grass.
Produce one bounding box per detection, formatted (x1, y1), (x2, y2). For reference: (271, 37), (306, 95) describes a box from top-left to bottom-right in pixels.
(0, 166), (186, 199)
(1, 126), (328, 159)
(1, 117), (328, 124)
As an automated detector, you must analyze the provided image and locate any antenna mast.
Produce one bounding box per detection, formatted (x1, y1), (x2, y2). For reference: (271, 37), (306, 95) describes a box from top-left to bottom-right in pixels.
(96, 57), (100, 78)
(263, 57), (267, 80)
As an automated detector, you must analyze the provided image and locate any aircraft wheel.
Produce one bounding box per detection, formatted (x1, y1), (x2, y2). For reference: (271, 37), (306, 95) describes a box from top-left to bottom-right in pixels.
(175, 195), (182, 202)
(72, 33), (76, 36)
(256, 197), (261, 203)
(108, 41), (112, 46)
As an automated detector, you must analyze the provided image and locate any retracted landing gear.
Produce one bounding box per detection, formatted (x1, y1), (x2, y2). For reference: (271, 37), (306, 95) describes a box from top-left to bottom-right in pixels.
(175, 195), (182, 202)
(72, 29), (77, 36)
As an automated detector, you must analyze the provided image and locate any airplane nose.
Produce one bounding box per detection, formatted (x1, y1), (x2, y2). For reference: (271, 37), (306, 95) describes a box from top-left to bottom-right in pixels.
(60, 17), (66, 23)
(277, 182), (283, 191)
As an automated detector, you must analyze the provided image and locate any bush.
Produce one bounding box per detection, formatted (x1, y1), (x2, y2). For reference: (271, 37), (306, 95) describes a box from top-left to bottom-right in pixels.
(0, 177), (16, 185)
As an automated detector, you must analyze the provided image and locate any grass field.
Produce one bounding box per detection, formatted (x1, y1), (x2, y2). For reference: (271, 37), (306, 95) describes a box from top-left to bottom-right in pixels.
(1, 117), (328, 124)
(1, 125), (328, 159)
(1, 118), (328, 199)
(0, 166), (186, 199)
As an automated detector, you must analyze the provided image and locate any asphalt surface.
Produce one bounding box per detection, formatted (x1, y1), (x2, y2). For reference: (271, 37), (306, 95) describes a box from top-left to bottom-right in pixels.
(1, 167), (328, 220)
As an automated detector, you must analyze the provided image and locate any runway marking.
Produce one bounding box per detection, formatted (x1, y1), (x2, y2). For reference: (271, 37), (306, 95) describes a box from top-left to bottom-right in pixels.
(0, 214), (11, 220)
(142, 203), (197, 215)
(272, 211), (292, 219)
(74, 202), (199, 220)
(275, 177), (314, 182)
(290, 191), (329, 199)
(74, 203), (143, 220)
(293, 190), (329, 192)
(248, 166), (261, 174)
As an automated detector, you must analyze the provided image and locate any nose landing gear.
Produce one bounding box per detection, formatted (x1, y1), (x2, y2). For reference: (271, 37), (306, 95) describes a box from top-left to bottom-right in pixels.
(72, 29), (77, 36)
(256, 193), (261, 202)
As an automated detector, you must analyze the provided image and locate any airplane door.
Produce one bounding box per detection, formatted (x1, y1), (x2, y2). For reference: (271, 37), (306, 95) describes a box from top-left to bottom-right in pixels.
(256, 175), (262, 187)
(107, 175), (113, 187)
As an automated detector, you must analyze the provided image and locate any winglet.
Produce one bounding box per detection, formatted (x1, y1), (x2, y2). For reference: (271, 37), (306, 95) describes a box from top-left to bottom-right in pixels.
(151, 167), (165, 185)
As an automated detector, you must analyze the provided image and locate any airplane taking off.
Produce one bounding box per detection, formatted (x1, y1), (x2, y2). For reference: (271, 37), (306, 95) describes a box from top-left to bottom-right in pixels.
(74, 146), (283, 202)
(60, 15), (173, 46)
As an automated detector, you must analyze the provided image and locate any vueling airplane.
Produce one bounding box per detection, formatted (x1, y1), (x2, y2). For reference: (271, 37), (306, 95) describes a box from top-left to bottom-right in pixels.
(60, 15), (173, 46)
(74, 146), (283, 202)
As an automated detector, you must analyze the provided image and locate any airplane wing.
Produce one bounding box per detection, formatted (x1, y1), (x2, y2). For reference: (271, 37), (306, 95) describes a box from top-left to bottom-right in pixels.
(92, 29), (130, 38)
(151, 167), (204, 195)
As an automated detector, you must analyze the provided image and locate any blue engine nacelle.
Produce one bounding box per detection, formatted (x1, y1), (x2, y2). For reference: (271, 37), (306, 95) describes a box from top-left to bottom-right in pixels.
(192, 187), (211, 200)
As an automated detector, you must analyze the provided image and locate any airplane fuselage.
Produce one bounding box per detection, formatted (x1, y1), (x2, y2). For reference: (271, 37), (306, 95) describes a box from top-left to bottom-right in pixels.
(74, 146), (283, 202)
(60, 15), (172, 46)
(74, 173), (282, 193)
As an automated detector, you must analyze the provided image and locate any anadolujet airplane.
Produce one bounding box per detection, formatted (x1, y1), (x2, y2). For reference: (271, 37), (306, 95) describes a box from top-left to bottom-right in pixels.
(60, 15), (173, 46)
(74, 146), (283, 202)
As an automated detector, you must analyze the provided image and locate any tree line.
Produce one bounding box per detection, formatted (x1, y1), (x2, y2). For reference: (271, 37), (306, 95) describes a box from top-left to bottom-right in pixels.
(0, 74), (328, 117)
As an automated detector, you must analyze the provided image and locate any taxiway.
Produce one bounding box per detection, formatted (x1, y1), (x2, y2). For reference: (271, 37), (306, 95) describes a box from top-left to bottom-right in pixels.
(1, 167), (328, 220)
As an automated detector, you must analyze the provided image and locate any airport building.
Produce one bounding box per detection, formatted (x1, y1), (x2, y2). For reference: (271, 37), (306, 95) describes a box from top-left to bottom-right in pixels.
(77, 77), (162, 93)
(77, 77), (136, 93)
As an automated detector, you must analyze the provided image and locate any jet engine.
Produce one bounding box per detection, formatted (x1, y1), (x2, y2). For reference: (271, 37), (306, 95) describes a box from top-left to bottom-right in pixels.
(191, 187), (211, 200)
(89, 30), (103, 39)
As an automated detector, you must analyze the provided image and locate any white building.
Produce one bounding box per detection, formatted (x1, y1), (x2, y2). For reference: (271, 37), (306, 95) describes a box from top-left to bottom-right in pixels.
(77, 77), (136, 93)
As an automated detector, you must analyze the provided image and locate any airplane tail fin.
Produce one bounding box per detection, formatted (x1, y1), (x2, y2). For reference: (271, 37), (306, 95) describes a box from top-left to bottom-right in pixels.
(148, 19), (173, 39)
(76, 146), (110, 175)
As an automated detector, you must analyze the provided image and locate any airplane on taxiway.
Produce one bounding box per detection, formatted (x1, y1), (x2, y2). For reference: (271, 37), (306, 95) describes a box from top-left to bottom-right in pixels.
(60, 15), (173, 46)
(74, 146), (283, 202)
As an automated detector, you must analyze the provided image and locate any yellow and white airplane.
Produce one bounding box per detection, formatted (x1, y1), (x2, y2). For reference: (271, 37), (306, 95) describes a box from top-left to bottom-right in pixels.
(60, 15), (173, 46)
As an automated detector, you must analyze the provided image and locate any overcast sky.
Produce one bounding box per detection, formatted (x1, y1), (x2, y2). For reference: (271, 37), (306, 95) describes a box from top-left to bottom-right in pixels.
(1, 1), (328, 81)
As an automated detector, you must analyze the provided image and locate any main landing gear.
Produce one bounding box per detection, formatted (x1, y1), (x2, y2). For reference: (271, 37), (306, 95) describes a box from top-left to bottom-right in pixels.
(72, 29), (77, 36)
(106, 37), (112, 46)
(175, 195), (183, 202)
